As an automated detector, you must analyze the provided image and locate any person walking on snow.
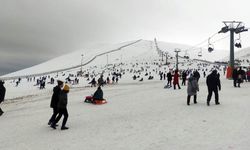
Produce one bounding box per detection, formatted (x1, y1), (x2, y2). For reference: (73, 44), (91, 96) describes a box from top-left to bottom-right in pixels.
(0, 80), (6, 116)
(187, 74), (199, 105)
(48, 80), (64, 125)
(206, 70), (221, 106)
(167, 71), (172, 87)
(173, 70), (181, 90)
(51, 84), (70, 130)
(181, 71), (187, 86)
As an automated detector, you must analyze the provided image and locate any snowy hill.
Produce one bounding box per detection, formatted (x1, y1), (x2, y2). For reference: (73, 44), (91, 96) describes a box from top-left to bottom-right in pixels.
(1, 39), (228, 80)
(221, 47), (250, 66)
(234, 47), (250, 60)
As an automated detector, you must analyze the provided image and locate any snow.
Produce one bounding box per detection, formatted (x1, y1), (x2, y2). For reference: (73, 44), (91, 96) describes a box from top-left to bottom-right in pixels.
(1, 76), (250, 150)
(1, 39), (250, 150)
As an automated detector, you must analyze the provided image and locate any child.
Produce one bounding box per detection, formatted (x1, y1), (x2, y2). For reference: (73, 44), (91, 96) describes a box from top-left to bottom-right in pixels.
(51, 84), (69, 130)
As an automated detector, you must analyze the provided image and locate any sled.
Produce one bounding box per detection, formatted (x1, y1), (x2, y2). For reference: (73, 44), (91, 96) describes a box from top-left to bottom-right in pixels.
(84, 96), (107, 105)
(93, 99), (107, 105)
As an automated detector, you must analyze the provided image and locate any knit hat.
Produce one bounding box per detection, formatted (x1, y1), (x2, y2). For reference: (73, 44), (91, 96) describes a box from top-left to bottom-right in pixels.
(57, 80), (63, 86)
(63, 84), (70, 91)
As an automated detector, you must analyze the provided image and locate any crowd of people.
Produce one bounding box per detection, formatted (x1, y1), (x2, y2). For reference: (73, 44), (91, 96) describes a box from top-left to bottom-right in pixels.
(1, 61), (250, 132)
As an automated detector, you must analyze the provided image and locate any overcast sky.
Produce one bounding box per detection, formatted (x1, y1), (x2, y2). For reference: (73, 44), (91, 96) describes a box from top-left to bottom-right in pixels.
(1, 0), (250, 75)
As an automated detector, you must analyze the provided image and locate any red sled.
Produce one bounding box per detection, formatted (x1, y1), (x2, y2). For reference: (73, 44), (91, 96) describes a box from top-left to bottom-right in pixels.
(84, 96), (107, 105)
(93, 99), (107, 105)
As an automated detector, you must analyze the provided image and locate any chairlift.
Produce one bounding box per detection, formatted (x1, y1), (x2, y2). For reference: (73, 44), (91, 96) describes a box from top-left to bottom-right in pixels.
(208, 38), (214, 52)
(184, 50), (190, 59)
(235, 33), (242, 48)
(198, 49), (202, 57)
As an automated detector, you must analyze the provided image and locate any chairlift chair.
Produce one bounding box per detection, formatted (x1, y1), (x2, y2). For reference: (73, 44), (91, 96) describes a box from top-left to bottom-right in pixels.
(208, 44), (214, 52)
(208, 37), (214, 52)
(235, 34), (242, 48)
(184, 50), (190, 59)
(198, 50), (202, 57)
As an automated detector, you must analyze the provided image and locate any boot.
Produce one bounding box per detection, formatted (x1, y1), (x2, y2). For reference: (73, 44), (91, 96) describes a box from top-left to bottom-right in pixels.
(194, 95), (197, 104)
(187, 96), (190, 105)
(50, 123), (57, 129)
(61, 126), (69, 130)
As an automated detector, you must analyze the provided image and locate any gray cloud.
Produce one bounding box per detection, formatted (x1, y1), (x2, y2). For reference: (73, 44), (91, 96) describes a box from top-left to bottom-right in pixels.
(0, 0), (250, 75)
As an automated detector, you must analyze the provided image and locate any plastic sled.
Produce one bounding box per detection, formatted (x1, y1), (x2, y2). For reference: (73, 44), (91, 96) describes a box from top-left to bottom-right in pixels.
(93, 99), (107, 105)
(84, 96), (107, 105)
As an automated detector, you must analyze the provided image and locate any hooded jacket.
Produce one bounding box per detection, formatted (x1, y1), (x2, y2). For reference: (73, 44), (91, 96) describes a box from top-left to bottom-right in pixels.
(93, 87), (103, 100)
(206, 71), (221, 90)
(187, 76), (199, 96)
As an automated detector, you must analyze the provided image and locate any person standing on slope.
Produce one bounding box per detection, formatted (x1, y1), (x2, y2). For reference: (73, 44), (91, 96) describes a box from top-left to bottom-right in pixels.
(187, 74), (199, 105)
(206, 70), (221, 106)
(48, 80), (64, 125)
(166, 71), (172, 87)
(232, 68), (238, 87)
(173, 70), (181, 90)
(181, 71), (187, 86)
(0, 80), (6, 116)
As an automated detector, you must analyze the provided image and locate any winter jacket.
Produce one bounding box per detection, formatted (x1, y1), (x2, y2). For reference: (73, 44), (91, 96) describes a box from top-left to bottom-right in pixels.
(0, 83), (6, 103)
(173, 73), (179, 84)
(187, 76), (199, 96)
(182, 72), (187, 80)
(167, 73), (172, 81)
(50, 86), (61, 108)
(206, 71), (221, 91)
(93, 87), (103, 100)
(57, 91), (68, 109)
(232, 69), (238, 80)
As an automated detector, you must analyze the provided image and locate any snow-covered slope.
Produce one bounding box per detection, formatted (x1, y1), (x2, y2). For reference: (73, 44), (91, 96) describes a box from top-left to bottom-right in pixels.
(1, 39), (227, 80)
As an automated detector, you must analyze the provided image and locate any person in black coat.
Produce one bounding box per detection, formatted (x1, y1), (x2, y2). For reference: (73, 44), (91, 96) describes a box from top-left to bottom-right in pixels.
(181, 71), (187, 86)
(0, 80), (6, 116)
(167, 71), (172, 87)
(232, 68), (238, 87)
(51, 84), (69, 130)
(206, 70), (221, 106)
(93, 86), (104, 101)
(48, 80), (64, 125)
(237, 67), (245, 87)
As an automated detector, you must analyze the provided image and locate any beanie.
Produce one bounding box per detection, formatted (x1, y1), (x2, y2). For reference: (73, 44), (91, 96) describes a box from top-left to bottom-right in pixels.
(63, 84), (70, 91)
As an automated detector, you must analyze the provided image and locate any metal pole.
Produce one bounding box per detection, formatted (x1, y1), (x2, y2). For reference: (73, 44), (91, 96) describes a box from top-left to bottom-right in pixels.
(230, 29), (235, 70)
(80, 54), (83, 72)
(174, 49), (181, 70)
(176, 52), (179, 70)
(107, 54), (108, 66)
(162, 51), (164, 61)
(165, 52), (168, 65)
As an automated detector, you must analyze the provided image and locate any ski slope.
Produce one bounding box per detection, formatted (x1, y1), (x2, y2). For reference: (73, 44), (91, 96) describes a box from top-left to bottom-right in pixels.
(1, 75), (250, 150)
(1, 39), (250, 150)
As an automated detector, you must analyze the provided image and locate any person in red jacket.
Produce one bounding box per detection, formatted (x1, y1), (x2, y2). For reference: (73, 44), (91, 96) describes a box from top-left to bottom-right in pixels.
(173, 69), (181, 90)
